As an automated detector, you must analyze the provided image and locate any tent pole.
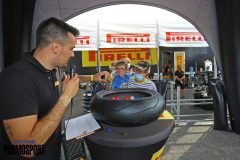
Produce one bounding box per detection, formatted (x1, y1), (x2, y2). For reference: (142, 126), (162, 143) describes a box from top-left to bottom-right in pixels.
(213, 56), (217, 78)
(156, 18), (160, 80)
(97, 18), (101, 72)
(157, 47), (160, 80)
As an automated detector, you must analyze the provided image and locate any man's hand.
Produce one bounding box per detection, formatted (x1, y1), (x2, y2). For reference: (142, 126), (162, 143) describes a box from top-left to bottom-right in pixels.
(61, 74), (80, 100)
(93, 71), (111, 83)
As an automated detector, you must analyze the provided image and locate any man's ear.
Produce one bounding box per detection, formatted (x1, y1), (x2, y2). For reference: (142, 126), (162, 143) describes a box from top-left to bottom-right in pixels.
(50, 42), (61, 55)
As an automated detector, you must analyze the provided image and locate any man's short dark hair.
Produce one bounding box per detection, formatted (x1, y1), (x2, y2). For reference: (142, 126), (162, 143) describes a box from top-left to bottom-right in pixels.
(36, 17), (79, 48)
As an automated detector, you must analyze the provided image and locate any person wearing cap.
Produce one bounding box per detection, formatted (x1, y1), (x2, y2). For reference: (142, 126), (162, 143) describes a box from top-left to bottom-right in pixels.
(121, 61), (157, 91)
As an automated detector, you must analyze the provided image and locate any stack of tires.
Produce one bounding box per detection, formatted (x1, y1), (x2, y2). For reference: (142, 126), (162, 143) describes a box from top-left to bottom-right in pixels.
(82, 90), (93, 111)
(82, 82), (106, 111)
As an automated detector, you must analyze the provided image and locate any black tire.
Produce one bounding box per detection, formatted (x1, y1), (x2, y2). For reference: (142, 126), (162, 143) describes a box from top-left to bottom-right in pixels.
(90, 88), (165, 126)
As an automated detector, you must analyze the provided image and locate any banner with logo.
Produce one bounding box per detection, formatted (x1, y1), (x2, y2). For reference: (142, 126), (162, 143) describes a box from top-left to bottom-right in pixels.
(174, 51), (185, 72)
(99, 17), (158, 48)
(68, 19), (208, 49)
(158, 23), (208, 47)
(82, 48), (157, 67)
(69, 19), (98, 51)
(74, 35), (97, 51)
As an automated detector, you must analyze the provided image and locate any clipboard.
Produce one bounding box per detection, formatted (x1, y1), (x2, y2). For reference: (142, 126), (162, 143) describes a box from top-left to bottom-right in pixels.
(65, 113), (101, 140)
(76, 128), (102, 139)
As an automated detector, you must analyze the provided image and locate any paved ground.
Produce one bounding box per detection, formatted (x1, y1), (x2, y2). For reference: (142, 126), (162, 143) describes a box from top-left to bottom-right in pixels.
(62, 88), (240, 160)
(162, 124), (240, 160)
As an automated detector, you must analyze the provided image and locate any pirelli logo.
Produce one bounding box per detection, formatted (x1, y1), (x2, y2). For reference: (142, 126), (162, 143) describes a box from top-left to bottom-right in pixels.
(166, 32), (205, 42)
(75, 36), (90, 45)
(106, 33), (150, 43)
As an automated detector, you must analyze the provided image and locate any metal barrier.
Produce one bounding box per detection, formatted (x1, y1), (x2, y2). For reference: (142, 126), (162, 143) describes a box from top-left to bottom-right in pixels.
(166, 83), (214, 124)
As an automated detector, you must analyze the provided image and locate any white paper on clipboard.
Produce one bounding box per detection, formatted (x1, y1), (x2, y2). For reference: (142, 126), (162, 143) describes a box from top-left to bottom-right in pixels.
(65, 113), (101, 140)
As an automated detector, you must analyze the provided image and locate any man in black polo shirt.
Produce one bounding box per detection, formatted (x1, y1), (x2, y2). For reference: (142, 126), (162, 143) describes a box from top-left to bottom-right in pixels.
(175, 64), (185, 89)
(175, 64), (185, 98)
(0, 17), (110, 159)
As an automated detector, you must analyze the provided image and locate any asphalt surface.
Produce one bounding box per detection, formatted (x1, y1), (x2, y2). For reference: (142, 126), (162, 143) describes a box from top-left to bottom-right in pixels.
(162, 124), (240, 160)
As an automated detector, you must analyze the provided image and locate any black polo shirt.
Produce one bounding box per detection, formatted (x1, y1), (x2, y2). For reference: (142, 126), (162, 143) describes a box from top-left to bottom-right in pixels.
(175, 70), (184, 79)
(0, 53), (61, 159)
(175, 69), (185, 89)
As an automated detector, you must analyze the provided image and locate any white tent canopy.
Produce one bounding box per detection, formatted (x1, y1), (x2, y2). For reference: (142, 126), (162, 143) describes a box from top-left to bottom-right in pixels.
(67, 4), (208, 51)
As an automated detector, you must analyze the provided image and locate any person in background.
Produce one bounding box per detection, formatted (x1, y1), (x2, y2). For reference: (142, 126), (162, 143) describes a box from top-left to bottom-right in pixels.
(111, 60), (132, 89)
(162, 64), (170, 75)
(0, 17), (110, 160)
(109, 60), (117, 76)
(122, 57), (133, 73)
(175, 64), (185, 97)
(162, 64), (173, 80)
(121, 61), (157, 91)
